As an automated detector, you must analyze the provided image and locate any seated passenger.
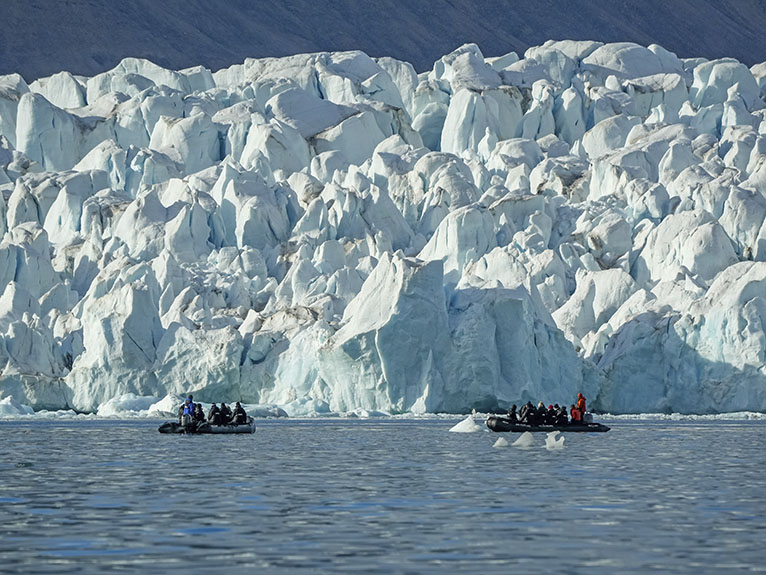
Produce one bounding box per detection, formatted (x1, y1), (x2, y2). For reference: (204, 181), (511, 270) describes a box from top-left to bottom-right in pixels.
(570, 404), (582, 423)
(519, 402), (532, 424)
(536, 402), (547, 424)
(219, 402), (233, 424)
(507, 404), (518, 423)
(193, 403), (206, 423)
(546, 404), (556, 425)
(232, 402), (248, 425)
(555, 404), (568, 426)
(207, 403), (222, 425)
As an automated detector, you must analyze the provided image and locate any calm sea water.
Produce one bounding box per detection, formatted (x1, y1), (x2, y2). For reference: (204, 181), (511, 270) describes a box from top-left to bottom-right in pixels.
(1, 418), (765, 574)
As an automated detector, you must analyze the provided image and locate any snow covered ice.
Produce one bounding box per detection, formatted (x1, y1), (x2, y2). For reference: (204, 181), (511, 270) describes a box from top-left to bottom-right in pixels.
(1, 41), (766, 416)
(449, 415), (484, 433)
(545, 430), (565, 450)
(512, 431), (536, 447)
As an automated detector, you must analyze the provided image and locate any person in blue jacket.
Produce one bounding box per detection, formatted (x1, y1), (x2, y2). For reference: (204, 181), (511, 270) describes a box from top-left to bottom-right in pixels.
(182, 395), (195, 428)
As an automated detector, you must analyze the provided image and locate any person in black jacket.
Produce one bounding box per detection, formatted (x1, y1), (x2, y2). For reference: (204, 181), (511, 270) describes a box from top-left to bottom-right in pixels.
(546, 404), (556, 425)
(219, 402), (233, 424)
(519, 402), (533, 424)
(207, 403), (222, 425)
(232, 402), (248, 425)
(193, 403), (206, 423)
(507, 404), (518, 423)
(536, 402), (547, 424)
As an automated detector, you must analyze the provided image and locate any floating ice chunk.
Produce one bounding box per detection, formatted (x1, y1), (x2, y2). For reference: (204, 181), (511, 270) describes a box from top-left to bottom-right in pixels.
(0, 395), (34, 416)
(245, 404), (289, 418)
(449, 415), (483, 432)
(545, 431), (565, 450)
(512, 431), (536, 447)
(493, 436), (509, 448)
(147, 393), (185, 416)
(282, 397), (333, 417)
(346, 407), (391, 418)
(96, 393), (161, 417)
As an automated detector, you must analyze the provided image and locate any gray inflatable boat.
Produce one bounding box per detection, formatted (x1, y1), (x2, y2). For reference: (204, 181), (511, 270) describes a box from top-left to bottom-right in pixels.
(158, 417), (256, 434)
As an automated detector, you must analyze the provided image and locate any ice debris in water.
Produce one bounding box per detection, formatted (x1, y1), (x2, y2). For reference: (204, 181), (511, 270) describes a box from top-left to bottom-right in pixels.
(512, 431), (536, 447)
(1, 41), (766, 417)
(545, 431), (565, 450)
(96, 393), (160, 416)
(449, 415), (483, 432)
(0, 396), (34, 416)
(493, 436), (509, 448)
(147, 394), (186, 416)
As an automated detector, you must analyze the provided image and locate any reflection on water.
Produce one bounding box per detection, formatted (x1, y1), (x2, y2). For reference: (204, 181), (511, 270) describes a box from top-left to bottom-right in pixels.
(0, 419), (765, 574)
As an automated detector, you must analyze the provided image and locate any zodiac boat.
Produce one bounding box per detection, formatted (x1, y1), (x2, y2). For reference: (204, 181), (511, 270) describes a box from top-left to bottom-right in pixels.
(158, 417), (256, 434)
(486, 415), (610, 433)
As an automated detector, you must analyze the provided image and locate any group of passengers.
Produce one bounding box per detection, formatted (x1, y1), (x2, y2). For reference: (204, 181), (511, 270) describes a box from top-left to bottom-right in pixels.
(506, 393), (588, 425)
(178, 395), (248, 428)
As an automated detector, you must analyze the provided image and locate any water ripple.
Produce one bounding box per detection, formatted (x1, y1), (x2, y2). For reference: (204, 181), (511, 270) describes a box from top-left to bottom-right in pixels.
(0, 419), (765, 574)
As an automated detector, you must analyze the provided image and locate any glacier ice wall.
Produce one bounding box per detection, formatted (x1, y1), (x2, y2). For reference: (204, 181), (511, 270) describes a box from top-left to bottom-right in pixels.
(0, 41), (765, 414)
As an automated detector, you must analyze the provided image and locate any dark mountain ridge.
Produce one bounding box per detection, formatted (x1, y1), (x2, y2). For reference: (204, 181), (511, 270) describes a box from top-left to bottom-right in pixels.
(2, 0), (765, 81)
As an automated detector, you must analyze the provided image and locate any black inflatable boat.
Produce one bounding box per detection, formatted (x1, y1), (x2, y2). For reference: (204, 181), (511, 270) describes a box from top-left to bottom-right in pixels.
(158, 417), (256, 434)
(486, 415), (610, 433)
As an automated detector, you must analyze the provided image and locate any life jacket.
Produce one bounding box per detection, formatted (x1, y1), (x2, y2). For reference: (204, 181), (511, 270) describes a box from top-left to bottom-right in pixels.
(183, 401), (194, 416)
(233, 405), (246, 422)
(576, 397), (586, 413)
(519, 405), (529, 422)
(571, 407), (582, 421)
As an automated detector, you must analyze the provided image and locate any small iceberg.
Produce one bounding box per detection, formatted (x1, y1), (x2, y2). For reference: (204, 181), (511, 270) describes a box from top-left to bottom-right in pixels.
(493, 437), (509, 448)
(0, 396), (34, 417)
(449, 415), (483, 432)
(344, 407), (391, 418)
(147, 394), (186, 417)
(545, 431), (565, 450)
(512, 431), (536, 447)
(97, 393), (161, 417)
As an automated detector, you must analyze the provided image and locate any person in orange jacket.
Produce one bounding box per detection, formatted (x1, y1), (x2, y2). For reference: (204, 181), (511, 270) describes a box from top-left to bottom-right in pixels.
(576, 393), (587, 415)
(570, 404), (581, 423)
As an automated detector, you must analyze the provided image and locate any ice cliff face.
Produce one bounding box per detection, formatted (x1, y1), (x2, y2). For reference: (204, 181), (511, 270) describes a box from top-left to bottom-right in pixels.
(0, 41), (765, 414)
